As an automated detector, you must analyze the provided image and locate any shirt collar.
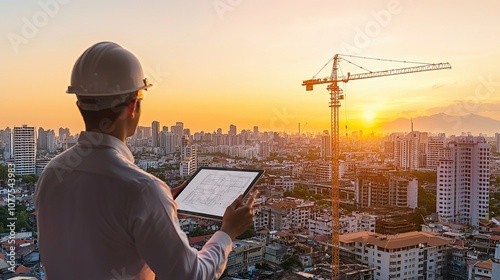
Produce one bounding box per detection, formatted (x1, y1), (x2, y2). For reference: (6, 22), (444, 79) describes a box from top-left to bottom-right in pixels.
(77, 131), (135, 163)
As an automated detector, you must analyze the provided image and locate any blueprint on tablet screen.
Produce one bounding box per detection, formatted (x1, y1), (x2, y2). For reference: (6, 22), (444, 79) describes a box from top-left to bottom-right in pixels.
(175, 169), (259, 218)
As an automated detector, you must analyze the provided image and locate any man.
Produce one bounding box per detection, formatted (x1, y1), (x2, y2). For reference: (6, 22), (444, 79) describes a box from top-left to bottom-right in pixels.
(35, 42), (257, 279)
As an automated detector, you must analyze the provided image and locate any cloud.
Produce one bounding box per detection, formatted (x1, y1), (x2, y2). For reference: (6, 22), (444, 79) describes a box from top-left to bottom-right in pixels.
(425, 101), (500, 117)
(432, 83), (444, 89)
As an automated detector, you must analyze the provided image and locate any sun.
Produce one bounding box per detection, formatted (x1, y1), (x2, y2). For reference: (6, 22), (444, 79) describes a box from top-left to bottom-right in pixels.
(363, 111), (375, 123)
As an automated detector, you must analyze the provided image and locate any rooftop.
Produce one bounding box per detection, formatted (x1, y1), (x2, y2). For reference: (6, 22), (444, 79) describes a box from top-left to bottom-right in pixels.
(468, 259), (493, 270)
(340, 231), (452, 249)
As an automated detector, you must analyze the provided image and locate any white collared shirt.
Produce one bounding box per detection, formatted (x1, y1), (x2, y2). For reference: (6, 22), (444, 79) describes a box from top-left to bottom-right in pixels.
(35, 131), (232, 280)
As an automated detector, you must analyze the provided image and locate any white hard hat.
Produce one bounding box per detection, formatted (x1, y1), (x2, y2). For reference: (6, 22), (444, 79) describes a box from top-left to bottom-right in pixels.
(67, 42), (152, 110)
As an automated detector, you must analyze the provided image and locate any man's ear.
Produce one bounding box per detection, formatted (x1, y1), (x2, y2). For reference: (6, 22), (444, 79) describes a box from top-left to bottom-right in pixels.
(127, 100), (138, 118)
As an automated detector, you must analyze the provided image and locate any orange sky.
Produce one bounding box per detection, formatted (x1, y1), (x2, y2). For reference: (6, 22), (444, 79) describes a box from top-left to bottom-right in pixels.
(1, 1), (500, 135)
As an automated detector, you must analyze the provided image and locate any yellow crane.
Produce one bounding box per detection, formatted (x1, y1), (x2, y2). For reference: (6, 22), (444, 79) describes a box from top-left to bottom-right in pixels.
(302, 54), (451, 278)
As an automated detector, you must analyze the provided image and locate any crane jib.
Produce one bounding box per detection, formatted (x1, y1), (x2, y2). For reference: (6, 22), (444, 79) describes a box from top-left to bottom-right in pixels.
(302, 62), (452, 88)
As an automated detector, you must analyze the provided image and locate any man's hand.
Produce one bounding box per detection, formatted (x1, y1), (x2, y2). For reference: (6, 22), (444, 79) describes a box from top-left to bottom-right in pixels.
(171, 181), (188, 199)
(220, 191), (259, 241)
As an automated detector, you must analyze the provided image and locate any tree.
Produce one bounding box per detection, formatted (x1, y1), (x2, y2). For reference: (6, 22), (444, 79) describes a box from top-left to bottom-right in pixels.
(236, 229), (255, 240)
(281, 254), (302, 271)
(0, 164), (7, 180)
(18, 174), (38, 184)
(407, 171), (437, 184)
(190, 226), (215, 237)
(418, 186), (436, 215)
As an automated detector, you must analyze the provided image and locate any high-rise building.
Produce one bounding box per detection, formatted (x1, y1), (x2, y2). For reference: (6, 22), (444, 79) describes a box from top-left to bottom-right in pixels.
(320, 132), (331, 159)
(2, 127), (12, 159)
(426, 134), (446, 169)
(37, 127), (48, 150)
(134, 126), (145, 140)
(496, 133), (500, 152)
(47, 130), (56, 153)
(180, 145), (197, 178)
(176, 122), (184, 132)
(258, 141), (271, 158)
(393, 132), (420, 170)
(13, 125), (36, 175)
(170, 122), (184, 146)
(160, 131), (176, 155)
(356, 168), (418, 209)
(253, 126), (259, 139)
(143, 127), (152, 139)
(58, 127), (70, 143)
(58, 127), (70, 150)
(229, 124), (236, 136)
(152, 121), (160, 147)
(436, 136), (490, 226)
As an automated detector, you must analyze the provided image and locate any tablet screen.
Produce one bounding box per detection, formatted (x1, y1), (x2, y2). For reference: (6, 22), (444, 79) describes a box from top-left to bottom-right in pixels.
(174, 167), (264, 220)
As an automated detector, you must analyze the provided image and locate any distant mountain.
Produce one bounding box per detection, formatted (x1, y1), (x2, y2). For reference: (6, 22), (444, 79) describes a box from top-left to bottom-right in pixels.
(378, 113), (500, 136)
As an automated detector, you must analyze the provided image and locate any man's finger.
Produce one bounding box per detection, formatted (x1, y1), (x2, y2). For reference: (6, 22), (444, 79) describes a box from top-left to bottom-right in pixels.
(230, 195), (243, 208)
(246, 191), (259, 207)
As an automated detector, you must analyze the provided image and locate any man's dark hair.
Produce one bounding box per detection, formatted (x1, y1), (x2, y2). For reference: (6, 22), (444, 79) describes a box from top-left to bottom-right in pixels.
(78, 97), (141, 130)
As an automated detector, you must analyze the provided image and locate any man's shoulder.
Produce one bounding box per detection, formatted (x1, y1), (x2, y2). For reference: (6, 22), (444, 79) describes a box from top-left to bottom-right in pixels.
(41, 146), (167, 189)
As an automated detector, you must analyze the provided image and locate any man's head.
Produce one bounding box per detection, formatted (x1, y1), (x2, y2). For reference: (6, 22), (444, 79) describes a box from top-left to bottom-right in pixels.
(67, 42), (151, 139)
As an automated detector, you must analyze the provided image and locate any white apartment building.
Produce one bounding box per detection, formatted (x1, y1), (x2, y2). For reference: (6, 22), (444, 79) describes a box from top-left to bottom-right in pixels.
(254, 201), (293, 231)
(356, 171), (418, 209)
(394, 132), (421, 170)
(290, 201), (315, 228)
(179, 145), (197, 178)
(340, 231), (451, 280)
(308, 213), (332, 236)
(436, 136), (490, 226)
(316, 162), (332, 181)
(492, 244), (500, 280)
(273, 175), (295, 192)
(339, 212), (377, 234)
(151, 121), (160, 147)
(496, 133), (500, 152)
(255, 199), (315, 231)
(2, 128), (12, 159)
(426, 134), (446, 169)
(13, 125), (36, 175)
(310, 212), (376, 237)
(468, 259), (493, 280)
(47, 130), (56, 153)
(159, 131), (176, 155)
(226, 239), (264, 275)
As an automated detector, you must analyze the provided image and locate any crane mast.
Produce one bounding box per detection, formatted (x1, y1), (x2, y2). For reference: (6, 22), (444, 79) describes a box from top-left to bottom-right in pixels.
(302, 54), (451, 279)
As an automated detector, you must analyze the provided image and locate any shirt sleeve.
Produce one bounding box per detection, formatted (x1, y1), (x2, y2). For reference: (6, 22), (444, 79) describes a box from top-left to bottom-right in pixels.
(129, 179), (233, 280)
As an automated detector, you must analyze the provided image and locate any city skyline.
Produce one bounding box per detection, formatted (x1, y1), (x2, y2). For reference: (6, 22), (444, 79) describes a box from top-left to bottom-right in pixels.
(1, 1), (500, 134)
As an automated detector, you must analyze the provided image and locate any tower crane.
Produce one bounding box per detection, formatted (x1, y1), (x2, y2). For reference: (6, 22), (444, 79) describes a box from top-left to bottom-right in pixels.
(302, 54), (451, 278)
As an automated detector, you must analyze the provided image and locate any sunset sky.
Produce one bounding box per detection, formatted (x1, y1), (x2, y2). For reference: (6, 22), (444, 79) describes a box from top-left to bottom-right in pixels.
(1, 0), (500, 135)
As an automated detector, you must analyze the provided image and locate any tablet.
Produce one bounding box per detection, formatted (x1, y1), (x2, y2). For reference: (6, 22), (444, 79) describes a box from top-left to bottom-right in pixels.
(174, 167), (264, 220)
